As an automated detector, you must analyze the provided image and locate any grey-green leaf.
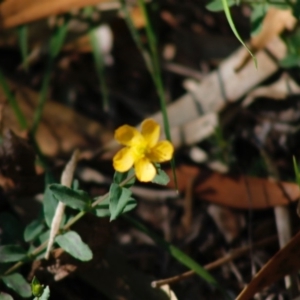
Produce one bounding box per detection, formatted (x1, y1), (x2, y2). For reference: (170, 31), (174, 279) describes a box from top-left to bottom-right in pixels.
(55, 231), (93, 261)
(50, 184), (91, 211)
(24, 219), (45, 242)
(122, 198), (137, 213)
(43, 185), (58, 228)
(0, 245), (27, 263)
(0, 292), (14, 300)
(94, 197), (110, 218)
(2, 273), (31, 298)
(109, 183), (132, 221)
(152, 168), (170, 185)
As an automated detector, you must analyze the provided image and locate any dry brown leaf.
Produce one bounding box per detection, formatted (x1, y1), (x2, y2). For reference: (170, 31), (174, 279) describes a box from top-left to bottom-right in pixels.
(0, 80), (113, 157)
(166, 165), (299, 209)
(250, 8), (296, 51)
(236, 229), (300, 300)
(0, 0), (114, 29)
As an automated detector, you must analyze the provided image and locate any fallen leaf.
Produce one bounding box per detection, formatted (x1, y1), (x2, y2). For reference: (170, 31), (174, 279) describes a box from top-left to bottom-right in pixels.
(0, 0), (114, 29)
(0, 80), (113, 157)
(166, 165), (299, 209)
(250, 8), (296, 51)
(236, 229), (300, 300)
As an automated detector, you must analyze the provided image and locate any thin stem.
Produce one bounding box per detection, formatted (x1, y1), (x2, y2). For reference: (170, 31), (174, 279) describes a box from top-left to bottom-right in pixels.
(0, 69), (28, 130)
(89, 28), (110, 112)
(31, 59), (53, 136)
(1, 173), (136, 277)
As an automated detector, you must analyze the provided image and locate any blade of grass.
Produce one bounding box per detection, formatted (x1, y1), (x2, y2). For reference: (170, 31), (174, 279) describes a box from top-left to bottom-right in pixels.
(123, 214), (232, 299)
(31, 19), (69, 136)
(0, 69), (49, 170)
(17, 25), (29, 71)
(0, 69), (28, 129)
(89, 27), (109, 112)
(123, 0), (178, 190)
(221, 0), (257, 67)
(119, 0), (153, 73)
(293, 156), (300, 187)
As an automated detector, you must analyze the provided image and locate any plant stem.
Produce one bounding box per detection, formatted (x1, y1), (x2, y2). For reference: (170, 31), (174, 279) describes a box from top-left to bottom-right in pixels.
(1, 174), (136, 277)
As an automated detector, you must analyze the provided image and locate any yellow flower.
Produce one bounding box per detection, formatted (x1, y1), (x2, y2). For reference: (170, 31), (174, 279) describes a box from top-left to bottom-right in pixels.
(113, 119), (174, 182)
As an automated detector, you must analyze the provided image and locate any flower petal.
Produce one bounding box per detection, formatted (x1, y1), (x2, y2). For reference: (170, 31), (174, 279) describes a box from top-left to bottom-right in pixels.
(134, 158), (156, 182)
(113, 147), (134, 172)
(141, 119), (160, 148)
(147, 141), (174, 163)
(115, 125), (144, 146)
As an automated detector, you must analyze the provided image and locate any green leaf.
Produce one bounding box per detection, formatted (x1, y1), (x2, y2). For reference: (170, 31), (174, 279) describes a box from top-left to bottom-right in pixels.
(280, 54), (300, 68)
(293, 0), (300, 18)
(123, 169), (136, 188)
(113, 170), (129, 184)
(122, 198), (138, 213)
(250, 4), (268, 36)
(94, 197), (137, 218)
(50, 184), (91, 211)
(0, 292), (13, 300)
(24, 219), (45, 242)
(2, 273), (31, 298)
(123, 215), (231, 299)
(34, 286), (50, 300)
(43, 185), (58, 228)
(206, 0), (235, 12)
(109, 183), (132, 221)
(152, 167), (170, 185)
(0, 245), (27, 263)
(55, 231), (93, 261)
(113, 169), (136, 188)
(94, 197), (110, 217)
(31, 276), (43, 298)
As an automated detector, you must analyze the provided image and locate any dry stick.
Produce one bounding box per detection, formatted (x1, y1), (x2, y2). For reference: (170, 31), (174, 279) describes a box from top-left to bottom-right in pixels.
(260, 149), (298, 296)
(45, 149), (80, 259)
(151, 235), (277, 288)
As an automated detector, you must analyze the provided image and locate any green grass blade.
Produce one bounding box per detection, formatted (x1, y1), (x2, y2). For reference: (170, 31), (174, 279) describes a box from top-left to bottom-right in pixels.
(31, 60), (53, 136)
(0, 69), (28, 129)
(17, 25), (29, 71)
(31, 19), (69, 136)
(120, 0), (153, 73)
(136, 0), (178, 190)
(221, 0), (257, 67)
(49, 20), (69, 59)
(89, 28), (109, 112)
(293, 156), (300, 187)
(123, 214), (231, 299)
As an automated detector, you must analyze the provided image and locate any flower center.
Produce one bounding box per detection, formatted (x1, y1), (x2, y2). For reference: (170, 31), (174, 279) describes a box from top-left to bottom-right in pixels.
(132, 142), (147, 159)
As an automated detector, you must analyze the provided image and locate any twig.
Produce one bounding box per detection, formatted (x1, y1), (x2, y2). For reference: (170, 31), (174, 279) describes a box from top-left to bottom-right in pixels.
(45, 149), (80, 259)
(151, 235), (277, 288)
